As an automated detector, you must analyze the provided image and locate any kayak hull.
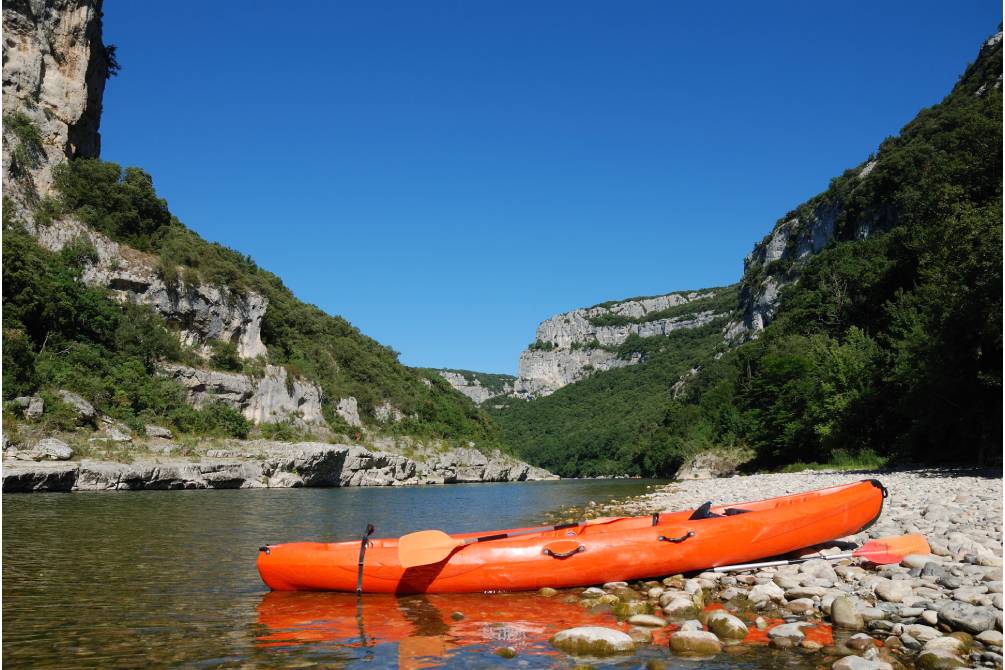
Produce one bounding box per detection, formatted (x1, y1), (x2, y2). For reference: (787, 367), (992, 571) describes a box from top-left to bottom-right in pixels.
(256, 478), (885, 594)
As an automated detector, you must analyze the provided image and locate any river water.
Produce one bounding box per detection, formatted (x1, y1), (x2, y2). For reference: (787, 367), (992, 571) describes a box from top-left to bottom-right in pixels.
(3, 480), (819, 668)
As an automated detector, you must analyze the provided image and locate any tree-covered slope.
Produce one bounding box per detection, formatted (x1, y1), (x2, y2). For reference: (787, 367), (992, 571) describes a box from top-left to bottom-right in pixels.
(498, 29), (1002, 475)
(491, 316), (733, 477)
(3, 159), (497, 445)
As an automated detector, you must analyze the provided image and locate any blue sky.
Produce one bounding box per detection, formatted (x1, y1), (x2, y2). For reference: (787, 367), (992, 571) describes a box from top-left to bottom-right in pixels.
(100, 1), (1000, 374)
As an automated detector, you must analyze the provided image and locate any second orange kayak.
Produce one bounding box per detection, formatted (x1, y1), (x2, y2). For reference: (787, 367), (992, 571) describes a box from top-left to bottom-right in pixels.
(257, 478), (885, 594)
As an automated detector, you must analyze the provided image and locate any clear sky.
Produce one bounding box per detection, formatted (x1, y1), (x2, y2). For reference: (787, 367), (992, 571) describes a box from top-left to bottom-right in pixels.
(100, 1), (1000, 374)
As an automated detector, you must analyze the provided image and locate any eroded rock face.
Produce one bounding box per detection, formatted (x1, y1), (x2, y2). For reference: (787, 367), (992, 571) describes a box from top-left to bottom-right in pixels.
(2, 0), (109, 207)
(3, 3), (269, 360)
(27, 218), (270, 359)
(1, 440), (558, 491)
(674, 450), (747, 481)
(513, 291), (727, 398)
(160, 363), (324, 424)
(335, 397), (362, 428)
(437, 371), (514, 405)
(726, 201), (840, 341)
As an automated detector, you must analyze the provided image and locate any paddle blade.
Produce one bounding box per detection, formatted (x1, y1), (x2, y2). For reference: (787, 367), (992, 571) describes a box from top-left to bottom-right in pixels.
(853, 534), (930, 564)
(398, 530), (463, 568)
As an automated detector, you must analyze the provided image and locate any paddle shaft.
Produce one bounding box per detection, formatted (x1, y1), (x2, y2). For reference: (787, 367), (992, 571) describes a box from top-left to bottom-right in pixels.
(714, 551), (856, 572)
(459, 521), (582, 546)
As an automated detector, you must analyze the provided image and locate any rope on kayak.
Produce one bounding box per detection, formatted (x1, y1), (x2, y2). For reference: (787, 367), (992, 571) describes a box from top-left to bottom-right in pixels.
(356, 523), (375, 594)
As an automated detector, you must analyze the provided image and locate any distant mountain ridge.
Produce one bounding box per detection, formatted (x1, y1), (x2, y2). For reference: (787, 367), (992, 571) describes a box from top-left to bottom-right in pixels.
(512, 286), (737, 398)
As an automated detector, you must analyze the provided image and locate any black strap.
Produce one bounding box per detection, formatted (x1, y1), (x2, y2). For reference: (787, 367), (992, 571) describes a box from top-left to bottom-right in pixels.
(651, 512), (660, 526)
(356, 523), (375, 594)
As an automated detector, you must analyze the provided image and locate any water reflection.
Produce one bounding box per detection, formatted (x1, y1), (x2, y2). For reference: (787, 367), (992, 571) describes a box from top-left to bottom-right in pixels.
(256, 591), (622, 668)
(5, 481), (832, 669)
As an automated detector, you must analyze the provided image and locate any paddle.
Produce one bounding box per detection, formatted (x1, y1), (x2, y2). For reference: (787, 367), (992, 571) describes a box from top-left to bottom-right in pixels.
(713, 533), (930, 573)
(398, 517), (622, 568)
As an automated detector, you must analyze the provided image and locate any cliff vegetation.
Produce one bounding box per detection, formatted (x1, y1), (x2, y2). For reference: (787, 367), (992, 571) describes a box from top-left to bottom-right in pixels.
(496, 30), (1002, 476)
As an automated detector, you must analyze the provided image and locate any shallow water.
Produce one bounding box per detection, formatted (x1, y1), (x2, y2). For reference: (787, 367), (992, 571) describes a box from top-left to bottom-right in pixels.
(3, 480), (827, 668)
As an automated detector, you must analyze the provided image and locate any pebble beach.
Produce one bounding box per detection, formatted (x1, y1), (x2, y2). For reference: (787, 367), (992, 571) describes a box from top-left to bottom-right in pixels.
(544, 468), (1003, 669)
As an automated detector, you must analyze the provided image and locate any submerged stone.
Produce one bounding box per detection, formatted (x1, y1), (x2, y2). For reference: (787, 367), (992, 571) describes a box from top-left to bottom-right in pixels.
(668, 629), (722, 656)
(550, 626), (635, 656)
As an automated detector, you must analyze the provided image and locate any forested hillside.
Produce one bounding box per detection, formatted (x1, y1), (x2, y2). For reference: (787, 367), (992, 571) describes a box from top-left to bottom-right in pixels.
(497, 29), (1002, 477)
(2, 159), (497, 445)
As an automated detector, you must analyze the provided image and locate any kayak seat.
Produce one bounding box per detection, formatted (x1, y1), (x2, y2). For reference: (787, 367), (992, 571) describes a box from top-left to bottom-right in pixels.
(689, 503), (754, 520)
(688, 501), (722, 520)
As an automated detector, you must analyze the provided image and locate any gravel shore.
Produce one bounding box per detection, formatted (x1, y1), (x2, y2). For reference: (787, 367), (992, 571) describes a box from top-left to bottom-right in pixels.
(548, 468), (1003, 669)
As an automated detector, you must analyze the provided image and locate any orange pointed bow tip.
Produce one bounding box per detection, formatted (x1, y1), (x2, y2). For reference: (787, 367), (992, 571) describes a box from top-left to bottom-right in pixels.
(854, 534), (931, 564)
(397, 529), (464, 569)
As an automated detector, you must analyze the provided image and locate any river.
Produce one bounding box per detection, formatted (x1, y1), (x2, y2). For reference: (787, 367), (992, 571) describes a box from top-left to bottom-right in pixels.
(3, 480), (814, 668)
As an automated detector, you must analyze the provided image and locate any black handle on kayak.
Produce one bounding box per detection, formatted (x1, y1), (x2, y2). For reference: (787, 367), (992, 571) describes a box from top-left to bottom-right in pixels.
(658, 530), (695, 544)
(546, 542), (586, 558)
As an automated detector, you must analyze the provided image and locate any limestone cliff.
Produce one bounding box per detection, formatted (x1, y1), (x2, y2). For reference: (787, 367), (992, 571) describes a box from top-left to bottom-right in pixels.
(26, 216), (271, 359)
(2, 0), (108, 208)
(2, 440), (558, 492)
(726, 28), (1003, 341)
(435, 369), (515, 405)
(513, 288), (734, 398)
(3, 0), (269, 362)
(160, 363), (326, 426)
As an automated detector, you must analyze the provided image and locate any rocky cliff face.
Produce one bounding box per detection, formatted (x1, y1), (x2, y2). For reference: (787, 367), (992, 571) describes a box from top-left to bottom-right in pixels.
(2, 0), (108, 208)
(3, 1), (271, 362)
(513, 290), (730, 397)
(726, 28), (1003, 341)
(436, 370), (515, 405)
(2, 440), (558, 492)
(27, 216), (271, 359)
(724, 181), (856, 340)
(160, 363), (327, 425)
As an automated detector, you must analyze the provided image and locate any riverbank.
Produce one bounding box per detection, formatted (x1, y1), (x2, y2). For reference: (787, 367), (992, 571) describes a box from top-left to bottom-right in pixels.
(542, 468), (1003, 669)
(1, 438), (556, 492)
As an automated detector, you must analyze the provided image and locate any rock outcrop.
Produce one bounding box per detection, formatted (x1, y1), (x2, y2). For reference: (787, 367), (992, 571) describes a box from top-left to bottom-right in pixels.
(513, 290), (731, 398)
(2, 0), (109, 208)
(1, 440), (558, 492)
(27, 217), (270, 359)
(3, 1), (268, 359)
(436, 370), (515, 405)
(673, 450), (751, 481)
(726, 28), (1003, 342)
(160, 363), (325, 425)
(725, 199), (841, 340)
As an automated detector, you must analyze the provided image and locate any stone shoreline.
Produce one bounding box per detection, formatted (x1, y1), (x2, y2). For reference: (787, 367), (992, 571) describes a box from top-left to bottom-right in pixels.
(543, 468), (1003, 669)
(1, 440), (557, 493)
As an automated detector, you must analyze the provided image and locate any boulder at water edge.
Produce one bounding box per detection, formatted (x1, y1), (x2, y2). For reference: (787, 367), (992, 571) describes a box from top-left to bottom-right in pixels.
(706, 610), (748, 640)
(831, 656), (893, 670)
(550, 626), (635, 656)
(831, 596), (865, 630)
(668, 629), (722, 656)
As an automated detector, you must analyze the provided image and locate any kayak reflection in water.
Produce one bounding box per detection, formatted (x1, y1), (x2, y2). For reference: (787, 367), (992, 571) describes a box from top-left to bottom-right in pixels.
(255, 590), (625, 668)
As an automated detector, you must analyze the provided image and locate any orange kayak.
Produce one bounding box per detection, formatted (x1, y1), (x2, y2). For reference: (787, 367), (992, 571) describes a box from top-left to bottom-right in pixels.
(256, 478), (885, 593)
